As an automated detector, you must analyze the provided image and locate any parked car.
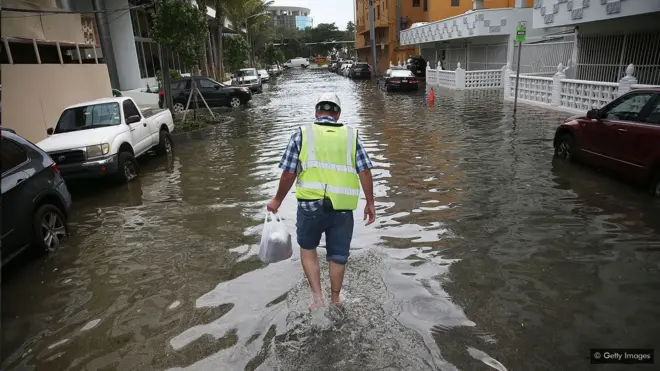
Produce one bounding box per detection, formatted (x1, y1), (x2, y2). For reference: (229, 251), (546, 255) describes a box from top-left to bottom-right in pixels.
(267, 64), (281, 76)
(379, 68), (419, 91)
(349, 63), (373, 79)
(341, 63), (353, 77)
(232, 68), (263, 93)
(284, 57), (309, 68)
(160, 77), (252, 110)
(406, 55), (427, 77)
(328, 60), (339, 72)
(258, 69), (271, 83)
(2, 128), (72, 266)
(553, 88), (660, 196)
(37, 97), (175, 183)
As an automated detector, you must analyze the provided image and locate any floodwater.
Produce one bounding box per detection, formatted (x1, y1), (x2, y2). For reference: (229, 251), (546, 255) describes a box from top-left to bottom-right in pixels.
(2, 70), (660, 371)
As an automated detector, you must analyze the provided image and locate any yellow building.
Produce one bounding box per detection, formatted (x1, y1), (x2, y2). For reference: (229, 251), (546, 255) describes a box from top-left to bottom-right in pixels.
(355, 0), (534, 74)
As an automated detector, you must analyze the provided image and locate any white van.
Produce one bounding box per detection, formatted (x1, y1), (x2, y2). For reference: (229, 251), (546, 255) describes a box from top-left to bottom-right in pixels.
(283, 57), (309, 69)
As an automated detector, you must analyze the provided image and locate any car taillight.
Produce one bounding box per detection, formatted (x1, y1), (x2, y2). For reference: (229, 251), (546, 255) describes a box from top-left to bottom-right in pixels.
(159, 91), (164, 97)
(409, 79), (417, 83)
(51, 163), (60, 174)
(391, 79), (401, 83)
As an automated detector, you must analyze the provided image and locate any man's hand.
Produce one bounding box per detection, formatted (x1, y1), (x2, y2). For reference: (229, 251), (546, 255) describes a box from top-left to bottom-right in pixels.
(267, 198), (282, 213)
(364, 203), (376, 225)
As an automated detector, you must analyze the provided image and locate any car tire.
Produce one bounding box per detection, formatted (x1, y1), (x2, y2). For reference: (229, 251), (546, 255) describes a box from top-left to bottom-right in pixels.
(229, 96), (242, 108)
(172, 101), (186, 113)
(156, 129), (173, 155)
(554, 133), (575, 162)
(33, 204), (68, 253)
(649, 170), (660, 197)
(117, 151), (139, 183)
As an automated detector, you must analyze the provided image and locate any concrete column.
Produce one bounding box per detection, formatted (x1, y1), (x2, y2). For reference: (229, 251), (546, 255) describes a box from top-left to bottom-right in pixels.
(92, 0), (120, 89)
(506, 35), (515, 71)
(552, 63), (565, 107)
(107, 0), (142, 90)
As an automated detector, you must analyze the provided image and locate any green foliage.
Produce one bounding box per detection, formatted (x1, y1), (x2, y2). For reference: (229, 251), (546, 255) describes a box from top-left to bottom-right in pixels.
(151, 0), (209, 69)
(224, 34), (250, 72)
(155, 69), (182, 89)
(263, 44), (285, 65)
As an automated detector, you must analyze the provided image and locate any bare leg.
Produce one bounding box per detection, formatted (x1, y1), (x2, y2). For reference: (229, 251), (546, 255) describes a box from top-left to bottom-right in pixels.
(300, 248), (325, 309)
(329, 261), (346, 305)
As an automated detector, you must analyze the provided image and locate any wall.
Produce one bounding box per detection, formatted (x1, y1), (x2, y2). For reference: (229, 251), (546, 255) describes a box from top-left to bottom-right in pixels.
(532, 0), (660, 29)
(1, 64), (113, 143)
(1, 0), (85, 43)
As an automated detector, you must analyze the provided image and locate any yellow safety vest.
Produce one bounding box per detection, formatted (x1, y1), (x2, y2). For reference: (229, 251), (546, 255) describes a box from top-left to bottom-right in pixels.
(296, 124), (360, 210)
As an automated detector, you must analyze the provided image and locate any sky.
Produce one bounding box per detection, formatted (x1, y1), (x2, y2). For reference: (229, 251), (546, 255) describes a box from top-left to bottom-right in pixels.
(271, 0), (355, 30)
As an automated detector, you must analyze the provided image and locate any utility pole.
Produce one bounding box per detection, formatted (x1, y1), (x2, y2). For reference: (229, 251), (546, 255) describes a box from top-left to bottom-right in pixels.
(368, 0), (378, 78)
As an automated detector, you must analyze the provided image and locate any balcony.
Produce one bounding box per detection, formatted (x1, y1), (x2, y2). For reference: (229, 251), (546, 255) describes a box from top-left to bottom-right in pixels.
(400, 8), (532, 45)
(532, 0), (660, 28)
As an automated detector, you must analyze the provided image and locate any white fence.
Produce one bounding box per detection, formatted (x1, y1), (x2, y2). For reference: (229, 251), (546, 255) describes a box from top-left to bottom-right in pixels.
(502, 63), (656, 113)
(425, 62), (502, 90)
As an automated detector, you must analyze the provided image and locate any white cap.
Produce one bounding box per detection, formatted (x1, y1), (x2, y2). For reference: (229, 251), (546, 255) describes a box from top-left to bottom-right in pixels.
(316, 93), (341, 111)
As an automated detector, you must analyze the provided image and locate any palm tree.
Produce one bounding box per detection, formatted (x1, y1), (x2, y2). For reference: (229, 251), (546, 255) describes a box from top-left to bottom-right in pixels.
(225, 0), (273, 67)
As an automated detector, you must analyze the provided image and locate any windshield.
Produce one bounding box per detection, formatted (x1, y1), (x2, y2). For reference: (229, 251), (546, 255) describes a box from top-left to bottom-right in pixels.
(258, 70), (268, 74)
(357, 64), (370, 70)
(54, 103), (121, 133)
(240, 69), (257, 77)
(391, 70), (414, 77)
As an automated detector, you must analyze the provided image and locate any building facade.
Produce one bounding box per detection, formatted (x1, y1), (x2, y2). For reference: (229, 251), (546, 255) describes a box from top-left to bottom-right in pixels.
(268, 6), (313, 30)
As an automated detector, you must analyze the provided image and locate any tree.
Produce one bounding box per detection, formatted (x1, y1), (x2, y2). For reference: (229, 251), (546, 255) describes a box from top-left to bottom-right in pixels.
(151, 0), (209, 71)
(263, 44), (285, 66)
(224, 34), (250, 72)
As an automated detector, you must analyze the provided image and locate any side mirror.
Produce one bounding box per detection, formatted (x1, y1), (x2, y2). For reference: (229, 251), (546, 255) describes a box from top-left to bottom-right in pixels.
(126, 115), (141, 124)
(46, 127), (54, 135)
(586, 108), (602, 120)
(214, 84), (220, 90)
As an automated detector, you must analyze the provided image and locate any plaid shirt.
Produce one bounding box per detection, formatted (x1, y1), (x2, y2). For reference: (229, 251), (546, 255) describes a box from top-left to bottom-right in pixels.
(279, 116), (373, 211)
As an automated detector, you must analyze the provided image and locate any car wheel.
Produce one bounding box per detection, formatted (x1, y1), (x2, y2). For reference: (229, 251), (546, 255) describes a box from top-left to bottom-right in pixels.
(33, 204), (68, 252)
(554, 133), (575, 162)
(229, 96), (242, 108)
(649, 170), (660, 197)
(117, 151), (139, 182)
(173, 102), (185, 113)
(156, 129), (173, 155)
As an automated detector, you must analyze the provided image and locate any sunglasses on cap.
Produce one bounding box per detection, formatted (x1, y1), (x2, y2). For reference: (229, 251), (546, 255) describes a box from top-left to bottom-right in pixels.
(316, 102), (341, 112)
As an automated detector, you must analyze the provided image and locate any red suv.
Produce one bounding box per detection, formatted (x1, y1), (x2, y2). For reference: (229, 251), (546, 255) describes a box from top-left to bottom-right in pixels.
(553, 88), (660, 196)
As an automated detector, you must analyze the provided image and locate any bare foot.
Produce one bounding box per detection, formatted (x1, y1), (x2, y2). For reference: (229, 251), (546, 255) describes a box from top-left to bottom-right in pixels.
(331, 293), (341, 306)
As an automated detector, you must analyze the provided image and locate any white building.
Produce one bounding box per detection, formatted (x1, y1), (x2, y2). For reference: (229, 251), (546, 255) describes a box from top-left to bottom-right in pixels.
(400, 0), (660, 85)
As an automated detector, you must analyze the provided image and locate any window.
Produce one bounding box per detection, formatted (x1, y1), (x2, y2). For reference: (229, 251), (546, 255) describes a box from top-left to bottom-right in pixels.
(645, 97), (660, 125)
(1, 138), (28, 174)
(199, 78), (217, 88)
(391, 70), (415, 77)
(412, 0), (420, 7)
(603, 92), (654, 122)
(451, 0), (460, 6)
(123, 100), (141, 121)
(377, 5), (380, 19)
(424, 0), (428, 11)
(55, 103), (121, 134)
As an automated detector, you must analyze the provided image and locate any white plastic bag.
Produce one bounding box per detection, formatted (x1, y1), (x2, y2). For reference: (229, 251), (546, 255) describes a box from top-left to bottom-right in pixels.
(258, 212), (293, 264)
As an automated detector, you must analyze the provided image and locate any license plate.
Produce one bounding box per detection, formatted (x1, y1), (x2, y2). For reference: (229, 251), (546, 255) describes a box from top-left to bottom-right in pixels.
(402, 79), (408, 83)
(355, 72), (361, 76)
(417, 70), (421, 72)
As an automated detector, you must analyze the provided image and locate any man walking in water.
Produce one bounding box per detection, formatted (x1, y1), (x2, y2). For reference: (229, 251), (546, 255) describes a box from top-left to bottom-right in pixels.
(267, 93), (376, 309)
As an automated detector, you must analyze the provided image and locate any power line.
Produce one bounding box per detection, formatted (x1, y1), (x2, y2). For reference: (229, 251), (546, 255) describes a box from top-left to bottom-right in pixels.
(1, 4), (150, 19)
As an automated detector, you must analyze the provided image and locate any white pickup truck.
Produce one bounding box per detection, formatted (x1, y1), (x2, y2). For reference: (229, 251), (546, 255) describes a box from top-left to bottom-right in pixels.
(37, 97), (174, 182)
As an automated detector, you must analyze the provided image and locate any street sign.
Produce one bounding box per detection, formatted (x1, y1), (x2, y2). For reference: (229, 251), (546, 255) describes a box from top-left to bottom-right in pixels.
(516, 23), (527, 43)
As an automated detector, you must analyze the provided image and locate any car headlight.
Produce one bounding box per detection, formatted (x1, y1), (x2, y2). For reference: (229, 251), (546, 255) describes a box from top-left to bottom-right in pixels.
(86, 143), (109, 159)
(240, 87), (250, 93)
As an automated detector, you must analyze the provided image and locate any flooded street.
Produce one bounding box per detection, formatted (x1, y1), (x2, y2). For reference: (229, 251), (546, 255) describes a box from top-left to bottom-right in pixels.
(3, 69), (660, 371)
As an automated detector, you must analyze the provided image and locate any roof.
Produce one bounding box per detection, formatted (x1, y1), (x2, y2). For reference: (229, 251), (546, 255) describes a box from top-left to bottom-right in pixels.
(65, 97), (128, 109)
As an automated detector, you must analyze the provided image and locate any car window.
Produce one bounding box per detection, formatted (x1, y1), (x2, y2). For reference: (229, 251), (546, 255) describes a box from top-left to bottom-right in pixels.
(603, 92), (654, 122)
(123, 100), (141, 121)
(645, 96), (660, 125)
(55, 103), (121, 133)
(1, 137), (28, 174)
(286, 60), (291, 63)
(198, 78), (216, 88)
(170, 81), (182, 90)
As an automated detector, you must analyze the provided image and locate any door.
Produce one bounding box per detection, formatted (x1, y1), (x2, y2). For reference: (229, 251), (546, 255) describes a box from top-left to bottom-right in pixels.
(123, 99), (151, 155)
(196, 78), (221, 107)
(1, 138), (32, 259)
(586, 91), (656, 172)
(614, 93), (660, 181)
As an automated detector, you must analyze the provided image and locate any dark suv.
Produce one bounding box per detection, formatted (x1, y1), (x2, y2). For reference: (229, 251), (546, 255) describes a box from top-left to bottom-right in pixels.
(406, 56), (427, 77)
(1, 129), (72, 266)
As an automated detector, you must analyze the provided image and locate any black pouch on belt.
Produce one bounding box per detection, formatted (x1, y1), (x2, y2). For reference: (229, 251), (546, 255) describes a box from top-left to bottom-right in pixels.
(322, 197), (335, 213)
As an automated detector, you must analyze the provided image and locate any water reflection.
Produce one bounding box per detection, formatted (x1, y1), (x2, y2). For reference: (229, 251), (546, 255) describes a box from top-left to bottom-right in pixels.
(2, 69), (659, 371)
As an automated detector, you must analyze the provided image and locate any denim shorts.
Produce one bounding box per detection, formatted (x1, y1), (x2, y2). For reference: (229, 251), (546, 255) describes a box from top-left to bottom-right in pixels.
(296, 204), (354, 265)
